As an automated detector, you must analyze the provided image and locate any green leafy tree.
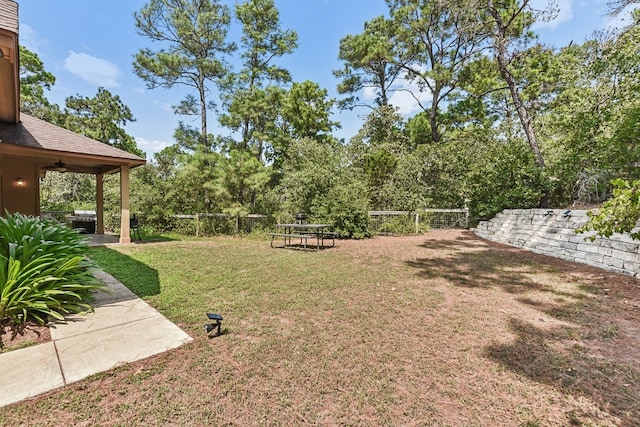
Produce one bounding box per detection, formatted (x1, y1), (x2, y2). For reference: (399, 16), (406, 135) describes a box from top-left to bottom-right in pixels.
(40, 173), (95, 212)
(129, 164), (176, 232)
(266, 81), (340, 178)
(334, 15), (401, 110)
(281, 81), (339, 142)
(273, 137), (370, 237)
(219, 0), (298, 162)
(384, 0), (486, 143)
(208, 148), (271, 218)
(129, 145), (194, 232)
(133, 0), (236, 150)
(316, 179), (371, 239)
(18, 45), (63, 123)
(274, 137), (341, 216)
(384, 147), (430, 210)
(463, 134), (546, 220)
(64, 87), (143, 157)
(349, 105), (410, 209)
(542, 16), (640, 204)
(482, 0), (556, 168)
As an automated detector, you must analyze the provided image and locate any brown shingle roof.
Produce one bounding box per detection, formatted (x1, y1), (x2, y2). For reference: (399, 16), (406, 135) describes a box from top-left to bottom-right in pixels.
(0, 0), (17, 34)
(0, 114), (146, 164)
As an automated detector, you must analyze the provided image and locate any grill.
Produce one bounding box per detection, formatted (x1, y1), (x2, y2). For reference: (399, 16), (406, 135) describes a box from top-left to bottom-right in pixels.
(69, 210), (97, 234)
(295, 212), (307, 224)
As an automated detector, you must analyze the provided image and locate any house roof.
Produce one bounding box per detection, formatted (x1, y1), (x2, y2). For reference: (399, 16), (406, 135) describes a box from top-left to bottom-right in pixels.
(0, 0), (17, 33)
(0, 114), (146, 174)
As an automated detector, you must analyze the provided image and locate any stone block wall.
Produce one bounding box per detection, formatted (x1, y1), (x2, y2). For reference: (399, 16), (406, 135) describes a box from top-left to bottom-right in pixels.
(474, 209), (640, 277)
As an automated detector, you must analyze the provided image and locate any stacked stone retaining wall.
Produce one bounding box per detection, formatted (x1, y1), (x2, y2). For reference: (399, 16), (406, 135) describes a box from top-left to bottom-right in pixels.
(474, 209), (640, 277)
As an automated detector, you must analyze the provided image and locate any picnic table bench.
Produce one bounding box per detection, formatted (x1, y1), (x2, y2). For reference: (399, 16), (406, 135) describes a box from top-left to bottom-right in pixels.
(268, 232), (315, 249)
(269, 223), (335, 250)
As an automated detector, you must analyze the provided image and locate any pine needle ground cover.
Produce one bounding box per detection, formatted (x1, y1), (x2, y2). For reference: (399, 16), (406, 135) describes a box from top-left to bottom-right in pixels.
(3, 231), (638, 426)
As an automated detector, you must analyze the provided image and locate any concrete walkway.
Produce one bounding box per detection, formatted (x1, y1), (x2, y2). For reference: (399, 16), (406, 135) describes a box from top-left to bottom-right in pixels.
(0, 270), (193, 408)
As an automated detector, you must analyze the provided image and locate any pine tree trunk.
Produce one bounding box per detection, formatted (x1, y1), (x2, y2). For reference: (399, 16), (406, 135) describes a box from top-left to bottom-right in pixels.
(487, 0), (546, 169)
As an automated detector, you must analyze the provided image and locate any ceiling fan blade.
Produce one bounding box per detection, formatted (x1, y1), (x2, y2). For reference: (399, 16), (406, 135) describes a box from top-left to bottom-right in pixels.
(43, 160), (67, 172)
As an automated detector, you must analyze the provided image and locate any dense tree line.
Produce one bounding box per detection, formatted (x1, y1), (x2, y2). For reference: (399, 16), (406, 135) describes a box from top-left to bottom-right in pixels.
(26, 0), (640, 237)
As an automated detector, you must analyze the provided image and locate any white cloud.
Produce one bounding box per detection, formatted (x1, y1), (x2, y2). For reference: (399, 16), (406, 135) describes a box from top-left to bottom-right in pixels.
(63, 51), (122, 87)
(361, 77), (432, 116)
(362, 86), (377, 101)
(532, 0), (574, 30)
(152, 100), (174, 113)
(389, 77), (432, 116)
(19, 24), (46, 54)
(388, 88), (427, 115)
(604, 4), (638, 31)
(135, 136), (172, 157)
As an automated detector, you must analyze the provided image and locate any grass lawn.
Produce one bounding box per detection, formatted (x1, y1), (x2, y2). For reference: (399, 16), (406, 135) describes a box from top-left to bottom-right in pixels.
(1, 230), (638, 426)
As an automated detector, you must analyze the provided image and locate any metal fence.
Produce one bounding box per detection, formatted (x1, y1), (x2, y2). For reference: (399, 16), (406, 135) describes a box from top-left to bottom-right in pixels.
(368, 209), (469, 235)
(173, 210), (467, 236)
(43, 210), (467, 236)
(173, 213), (269, 236)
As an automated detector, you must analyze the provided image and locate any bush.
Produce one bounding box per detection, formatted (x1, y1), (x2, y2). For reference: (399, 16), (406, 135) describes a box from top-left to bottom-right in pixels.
(315, 181), (371, 239)
(577, 179), (640, 241)
(0, 213), (107, 325)
(378, 215), (415, 235)
(377, 213), (431, 235)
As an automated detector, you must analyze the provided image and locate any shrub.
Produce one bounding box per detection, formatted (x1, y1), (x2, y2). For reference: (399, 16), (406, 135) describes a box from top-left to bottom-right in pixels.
(378, 213), (431, 235)
(314, 181), (371, 239)
(0, 213), (107, 325)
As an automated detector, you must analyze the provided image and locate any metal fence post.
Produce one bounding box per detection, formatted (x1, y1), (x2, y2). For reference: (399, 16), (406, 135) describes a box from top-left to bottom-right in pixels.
(464, 198), (470, 228)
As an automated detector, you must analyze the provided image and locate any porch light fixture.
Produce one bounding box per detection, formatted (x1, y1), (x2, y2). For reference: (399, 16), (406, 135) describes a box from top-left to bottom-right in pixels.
(17, 178), (24, 187)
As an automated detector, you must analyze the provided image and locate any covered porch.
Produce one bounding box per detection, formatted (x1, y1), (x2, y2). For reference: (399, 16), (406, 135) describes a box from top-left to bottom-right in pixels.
(0, 114), (146, 243)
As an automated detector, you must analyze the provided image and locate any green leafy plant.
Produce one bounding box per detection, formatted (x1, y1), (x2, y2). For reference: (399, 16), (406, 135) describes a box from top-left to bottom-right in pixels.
(314, 180), (371, 239)
(577, 179), (640, 241)
(379, 215), (416, 235)
(0, 212), (107, 324)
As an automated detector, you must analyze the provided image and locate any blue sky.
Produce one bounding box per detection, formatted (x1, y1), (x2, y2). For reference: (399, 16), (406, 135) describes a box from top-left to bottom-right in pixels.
(16, 0), (624, 159)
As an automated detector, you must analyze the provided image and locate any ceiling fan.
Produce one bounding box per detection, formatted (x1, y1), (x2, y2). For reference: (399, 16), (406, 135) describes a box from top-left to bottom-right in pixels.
(43, 160), (67, 173)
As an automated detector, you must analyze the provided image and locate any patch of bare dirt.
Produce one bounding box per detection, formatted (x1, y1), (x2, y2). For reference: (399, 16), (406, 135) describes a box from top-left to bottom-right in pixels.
(0, 319), (51, 352)
(335, 231), (640, 425)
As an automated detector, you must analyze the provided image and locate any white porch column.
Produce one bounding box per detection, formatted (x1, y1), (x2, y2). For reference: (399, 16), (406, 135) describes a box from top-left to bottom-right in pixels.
(119, 165), (131, 244)
(96, 173), (104, 235)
